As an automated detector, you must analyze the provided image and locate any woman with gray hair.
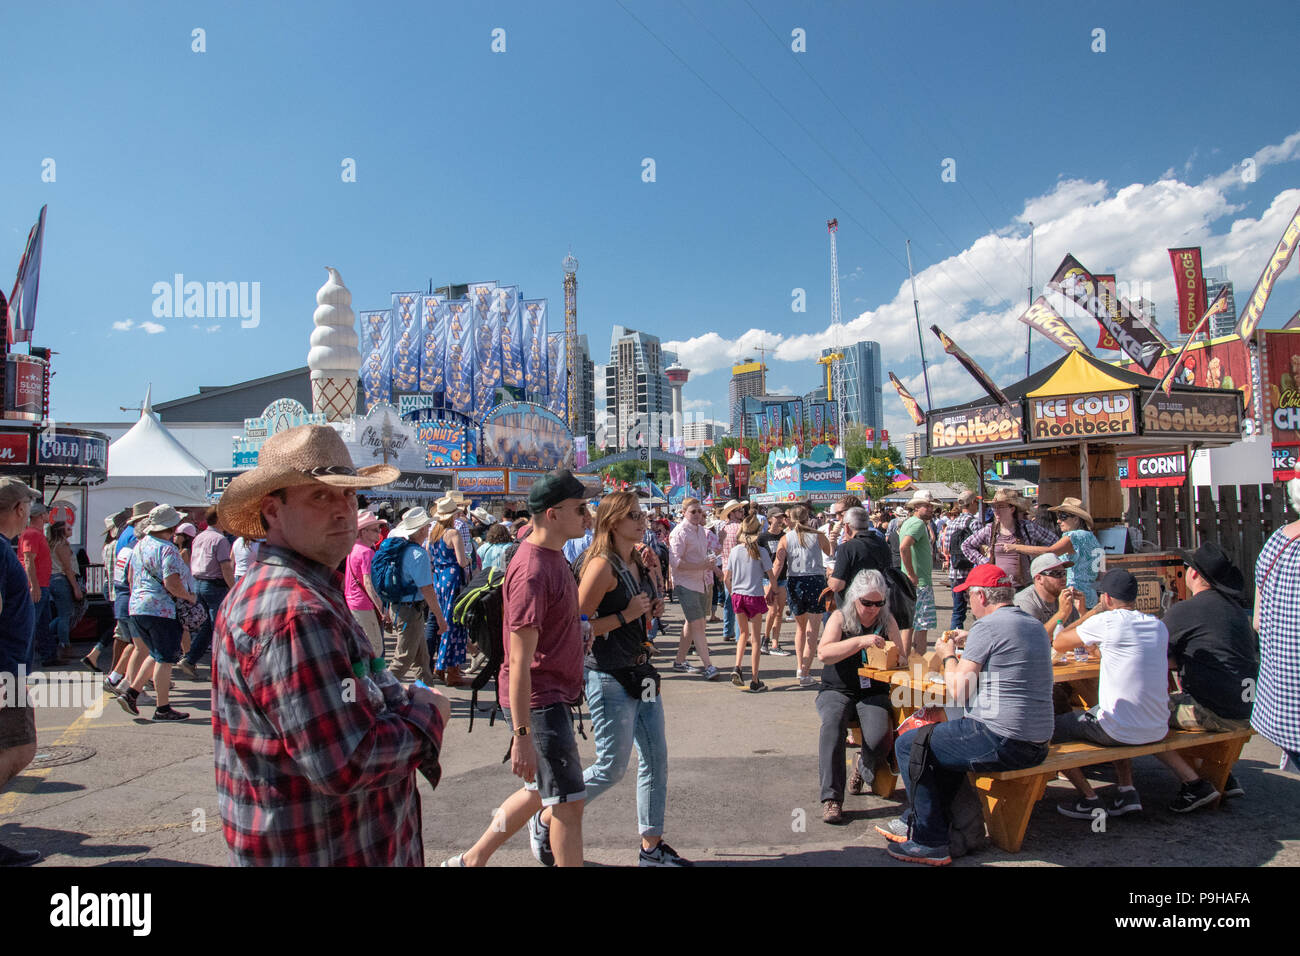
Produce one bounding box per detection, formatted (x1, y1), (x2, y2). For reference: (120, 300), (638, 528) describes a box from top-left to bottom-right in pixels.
(814, 568), (900, 824)
(1253, 477), (1300, 773)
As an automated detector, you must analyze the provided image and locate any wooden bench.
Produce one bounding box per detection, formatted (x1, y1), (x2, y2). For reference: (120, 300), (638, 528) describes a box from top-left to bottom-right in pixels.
(846, 722), (900, 798)
(968, 728), (1253, 853)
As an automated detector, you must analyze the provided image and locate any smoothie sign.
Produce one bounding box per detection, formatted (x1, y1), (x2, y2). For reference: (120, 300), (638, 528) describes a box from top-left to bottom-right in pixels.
(1029, 391), (1136, 440)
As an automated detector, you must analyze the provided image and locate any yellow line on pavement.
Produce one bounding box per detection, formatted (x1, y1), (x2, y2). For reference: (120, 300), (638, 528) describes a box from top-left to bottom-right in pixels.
(0, 704), (98, 816)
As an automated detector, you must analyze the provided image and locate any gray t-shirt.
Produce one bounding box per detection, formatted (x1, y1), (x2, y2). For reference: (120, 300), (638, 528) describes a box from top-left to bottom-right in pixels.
(726, 543), (772, 597)
(961, 605), (1055, 743)
(1013, 584), (1078, 631)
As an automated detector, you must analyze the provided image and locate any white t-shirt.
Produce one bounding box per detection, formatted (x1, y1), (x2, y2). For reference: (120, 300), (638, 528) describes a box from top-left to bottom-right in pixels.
(1076, 608), (1170, 744)
(232, 538), (260, 579)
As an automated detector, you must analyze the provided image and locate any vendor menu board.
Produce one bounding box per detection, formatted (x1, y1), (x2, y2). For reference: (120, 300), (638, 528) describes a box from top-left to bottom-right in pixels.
(928, 402), (1023, 451)
(1028, 391), (1137, 441)
(1141, 392), (1241, 438)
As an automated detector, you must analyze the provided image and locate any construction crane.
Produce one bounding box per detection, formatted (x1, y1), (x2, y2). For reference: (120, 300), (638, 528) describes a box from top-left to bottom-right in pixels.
(815, 219), (848, 453)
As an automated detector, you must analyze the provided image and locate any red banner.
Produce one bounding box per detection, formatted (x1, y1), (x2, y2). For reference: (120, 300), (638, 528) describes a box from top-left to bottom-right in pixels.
(1168, 248), (1207, 336)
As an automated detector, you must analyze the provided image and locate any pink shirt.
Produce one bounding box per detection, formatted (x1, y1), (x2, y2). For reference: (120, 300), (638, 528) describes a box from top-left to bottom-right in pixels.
(190, 527), (232, 580)
(669, 521), (712, 594)
(344, 541), (376, 611)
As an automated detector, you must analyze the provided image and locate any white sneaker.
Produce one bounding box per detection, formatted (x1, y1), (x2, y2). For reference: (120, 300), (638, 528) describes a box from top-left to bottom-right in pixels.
(441, 853), (465, 867)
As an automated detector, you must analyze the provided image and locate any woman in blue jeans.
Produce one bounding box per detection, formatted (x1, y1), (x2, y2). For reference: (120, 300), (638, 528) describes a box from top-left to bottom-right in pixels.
(527, 491), (692, 867)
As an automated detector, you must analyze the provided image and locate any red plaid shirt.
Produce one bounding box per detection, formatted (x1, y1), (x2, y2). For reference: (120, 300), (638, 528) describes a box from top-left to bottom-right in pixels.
(212, 544), (444, 866)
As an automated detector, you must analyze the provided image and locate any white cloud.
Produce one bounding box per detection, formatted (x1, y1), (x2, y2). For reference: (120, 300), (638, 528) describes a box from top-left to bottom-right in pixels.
(205, 324), (220, 333)
(140, 321), (166, 334)
(112, 319), (134, 331)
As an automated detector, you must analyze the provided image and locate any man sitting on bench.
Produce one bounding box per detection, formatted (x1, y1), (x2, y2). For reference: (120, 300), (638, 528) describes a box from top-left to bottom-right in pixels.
(1051, 569), (1172, 820)
(1155, 543), (1256, 810)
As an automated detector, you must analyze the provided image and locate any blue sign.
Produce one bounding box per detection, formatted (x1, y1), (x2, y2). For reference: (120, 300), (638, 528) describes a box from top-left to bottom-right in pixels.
(38, 433), (108, 469)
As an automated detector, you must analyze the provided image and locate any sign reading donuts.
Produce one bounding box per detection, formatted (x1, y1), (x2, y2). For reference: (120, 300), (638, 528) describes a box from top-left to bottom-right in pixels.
(1029, 391), (1137, 441)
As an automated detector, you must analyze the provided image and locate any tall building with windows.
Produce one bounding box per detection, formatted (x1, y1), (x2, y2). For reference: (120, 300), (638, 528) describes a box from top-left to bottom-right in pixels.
(729, 359), (767, 438)
(604, 325), (674, 449)
(819, 340), (883, 435)
(573, 334), (596, 446)
(1202, 267), (1238, 340)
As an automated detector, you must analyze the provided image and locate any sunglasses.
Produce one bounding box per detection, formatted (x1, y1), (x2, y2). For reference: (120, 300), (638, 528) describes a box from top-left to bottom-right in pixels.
(1040, 569), (1067, 579)
(627, 512), (647, 522)
(857, 598), (887, 608)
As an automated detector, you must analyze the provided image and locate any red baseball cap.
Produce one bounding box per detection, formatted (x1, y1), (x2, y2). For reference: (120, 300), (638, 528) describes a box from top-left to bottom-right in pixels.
(953, 565), (1014, 592)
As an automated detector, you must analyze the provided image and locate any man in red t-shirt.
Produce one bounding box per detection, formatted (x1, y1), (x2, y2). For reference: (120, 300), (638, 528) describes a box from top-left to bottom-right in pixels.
(443, 470), (594, 868)
(18, 501), (55, 667)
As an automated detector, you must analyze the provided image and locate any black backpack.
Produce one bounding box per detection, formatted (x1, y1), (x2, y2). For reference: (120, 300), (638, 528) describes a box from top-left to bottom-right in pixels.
(905, 723), (987, 858)
(452, 543), (521, 731)
(948, 520), (977, 573)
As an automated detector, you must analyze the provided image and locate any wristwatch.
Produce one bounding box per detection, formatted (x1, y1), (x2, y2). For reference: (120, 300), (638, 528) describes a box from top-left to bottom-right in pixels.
(513, 726), (530, 737)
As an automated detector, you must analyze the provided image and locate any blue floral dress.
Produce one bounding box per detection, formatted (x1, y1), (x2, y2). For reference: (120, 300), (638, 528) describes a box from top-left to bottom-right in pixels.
(431, 535), (468, 670)
(1065, 528), (1102, 607)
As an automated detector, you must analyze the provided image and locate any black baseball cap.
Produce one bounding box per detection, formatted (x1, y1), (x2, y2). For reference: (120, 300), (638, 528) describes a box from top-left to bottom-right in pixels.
(528, 469), (598, 514)
(1096, 568), (1139, 602)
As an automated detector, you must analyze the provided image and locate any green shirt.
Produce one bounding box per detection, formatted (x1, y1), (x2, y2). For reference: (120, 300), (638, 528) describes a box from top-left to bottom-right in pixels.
(899, 516), (933, 588)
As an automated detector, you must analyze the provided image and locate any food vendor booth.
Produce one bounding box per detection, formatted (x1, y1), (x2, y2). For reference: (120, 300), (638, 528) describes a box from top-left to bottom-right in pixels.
(926, 350), (1245, 615)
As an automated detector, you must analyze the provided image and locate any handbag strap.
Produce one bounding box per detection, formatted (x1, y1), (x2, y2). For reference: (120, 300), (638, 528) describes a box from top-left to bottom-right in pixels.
(1260, 531), (1300, 589)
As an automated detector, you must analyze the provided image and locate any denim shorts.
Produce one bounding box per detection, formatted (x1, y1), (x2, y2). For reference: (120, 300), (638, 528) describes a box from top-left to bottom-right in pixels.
(521, 701), (586, 807)
(674, 586), (711, 623)
(1052, 707), (1125, 746)
(135, 614), (184, 665)
(787, 575), (825, 616)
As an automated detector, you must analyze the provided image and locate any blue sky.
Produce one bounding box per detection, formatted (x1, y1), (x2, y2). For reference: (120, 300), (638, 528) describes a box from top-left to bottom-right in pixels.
(3, 0), (1298, 437)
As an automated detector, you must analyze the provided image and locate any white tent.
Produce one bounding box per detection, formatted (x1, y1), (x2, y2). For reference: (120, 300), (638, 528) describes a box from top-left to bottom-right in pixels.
(85, 389), (211, 530)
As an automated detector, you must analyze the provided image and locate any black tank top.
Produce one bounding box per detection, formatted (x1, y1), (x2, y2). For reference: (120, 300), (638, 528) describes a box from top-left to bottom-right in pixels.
(820, 614), (891, 695)
(586, 553), (651, 672)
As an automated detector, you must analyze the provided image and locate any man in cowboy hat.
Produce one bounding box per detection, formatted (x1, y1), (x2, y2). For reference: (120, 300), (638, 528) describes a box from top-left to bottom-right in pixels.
(898, 489), (938, 657)
(1152, 543), (1257, 806)
(381, 506), (450, 686)
(212, 424), (449, 866)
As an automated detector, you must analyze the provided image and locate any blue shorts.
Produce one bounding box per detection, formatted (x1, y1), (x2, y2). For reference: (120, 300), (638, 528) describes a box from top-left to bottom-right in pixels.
(135, 614), (184, 665)
(114, 592), (142, 641)
(787, 575), (825, 616)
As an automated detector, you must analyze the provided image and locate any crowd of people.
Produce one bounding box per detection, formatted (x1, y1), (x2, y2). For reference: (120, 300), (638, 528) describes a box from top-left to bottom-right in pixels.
(1, 424), (1297, 868)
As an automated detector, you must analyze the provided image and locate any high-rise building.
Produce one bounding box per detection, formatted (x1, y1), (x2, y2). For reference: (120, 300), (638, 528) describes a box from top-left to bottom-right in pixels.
(819, 340), (883, 435)
(729, 359), (767, 438)
(604, 325), (674, 449)
(1202, 267), (1238, 340)
(573, 334), (596, 447)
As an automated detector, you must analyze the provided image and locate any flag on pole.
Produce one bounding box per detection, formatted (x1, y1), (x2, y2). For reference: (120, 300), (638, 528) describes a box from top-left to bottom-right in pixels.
(1235, 200), (1300, 341)
(1147, 286), (1233, 403)
(930, 325), (1012, 406)
(8, 205), (47, 346)
(1016, 296), (1094, 355)
(888, 372), (927, 426)
(1048, 253), (1164, 371)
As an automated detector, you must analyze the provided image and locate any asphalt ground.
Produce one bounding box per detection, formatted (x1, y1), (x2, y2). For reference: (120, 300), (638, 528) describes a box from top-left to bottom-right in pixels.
(2, 583), (1296, 868)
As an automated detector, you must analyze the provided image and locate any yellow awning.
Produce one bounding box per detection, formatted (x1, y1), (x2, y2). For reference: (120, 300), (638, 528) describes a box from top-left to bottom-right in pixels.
(1025, 350), (1135, 397)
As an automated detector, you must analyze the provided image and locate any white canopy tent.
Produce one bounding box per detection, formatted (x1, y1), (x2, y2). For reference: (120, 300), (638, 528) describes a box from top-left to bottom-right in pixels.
(85, 389), (211, 533)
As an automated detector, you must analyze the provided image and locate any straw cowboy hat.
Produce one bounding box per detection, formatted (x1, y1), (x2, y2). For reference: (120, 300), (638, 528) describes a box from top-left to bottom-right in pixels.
(218, 425), (399, 540)
(986, 488), (1029, 511)
(1049, 496), (1094, 528)
(720, 499), (744, 518)
(906, 489), (937, 508)
(390, 507), (432, 537)
(434, 498), (460, 518)
(128, 500), (159, 525)
(470, 506), (493, 525)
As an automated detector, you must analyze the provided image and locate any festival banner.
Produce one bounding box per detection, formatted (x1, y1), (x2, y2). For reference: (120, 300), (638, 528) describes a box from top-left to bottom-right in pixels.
(360, 309), (393, 408)
(929, 403), (1024, 452)
(522, 299), (548, 394)
(472, 284), (502, 422)
(390, 293), (422, 394)
(1028, 391), (1138, 441)
(497, 286), (524, 388)
(758, 412), (770, 452)
(766, 405), (782, 451)
(1017, 296), (1094, 355)
(1148, 286), (1233, 399)
(667, 436), (686, 490)
(931, 326), (1012, 405)
(1048, 254), (1163, 371)
(574, 436), (589, 471)
(824, 401), (839, 447)
(547, 331), (568, 422)
(481, 401), (574, 470)
(1264, 331), (1300, 442)
(811, 403), (824, 447)
(888, 372), (927, 426)
(1168, 248), (1207, 336)
(1236, 200), (1300, 341)
(1094, 275), (1121, 351)
(444, 301), (475, 415)
(791, 399), (804, 452)
(417, 419), (468, 467)
(7, 205), (46, 345)
(419, 295), (445, 392)
(1142, 392), (1241, 439)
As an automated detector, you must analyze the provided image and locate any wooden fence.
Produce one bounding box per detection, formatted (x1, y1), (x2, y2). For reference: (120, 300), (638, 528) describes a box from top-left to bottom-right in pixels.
(1125, 483), (1295, 603)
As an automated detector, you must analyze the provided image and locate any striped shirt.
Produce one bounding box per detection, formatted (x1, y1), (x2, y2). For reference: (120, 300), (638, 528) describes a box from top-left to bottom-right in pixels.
(1253, 528), (1300, 753)
(213, 544), (444, 866)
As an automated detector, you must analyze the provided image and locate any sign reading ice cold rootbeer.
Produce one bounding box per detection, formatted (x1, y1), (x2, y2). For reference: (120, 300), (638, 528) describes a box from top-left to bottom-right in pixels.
(929, 403), (1023, 451)
(1028, 391), (1136, 441)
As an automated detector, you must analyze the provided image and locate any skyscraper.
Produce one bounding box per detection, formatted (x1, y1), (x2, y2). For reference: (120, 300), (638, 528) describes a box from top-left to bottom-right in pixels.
(574, 334), (596, 447)
(729, 359), (766, 438)
(604, 325), (674, 449)
(820, 340), (883, 434)
(1202, 267), (1238, 340)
